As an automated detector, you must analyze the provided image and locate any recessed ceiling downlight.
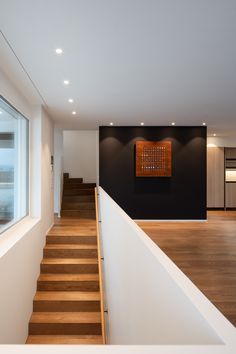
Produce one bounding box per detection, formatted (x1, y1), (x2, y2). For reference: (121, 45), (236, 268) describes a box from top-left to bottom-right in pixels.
(140, 122), (144, 126)
(0, 111), (2, 114)
(171, 122), (175, 126)
(63, 80), (69, 85)
(213, 133), (216, 137)
(202, 122), (206, 126)
(55, 48), (63, 54)
(109, 122), (113, 126)
(72, 111), (76, 115)
(68, 98), (74, 103)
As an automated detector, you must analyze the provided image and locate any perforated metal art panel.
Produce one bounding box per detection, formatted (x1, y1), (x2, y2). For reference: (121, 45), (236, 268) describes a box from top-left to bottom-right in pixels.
(136, 141), (172, 177)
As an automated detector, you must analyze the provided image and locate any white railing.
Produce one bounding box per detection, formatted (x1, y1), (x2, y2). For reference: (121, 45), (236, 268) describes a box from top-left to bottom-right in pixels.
(95, 188), (106, 343)
(97, 187), (236, 349)
(59, 162), (64, 217)
(54, 156), (64, 217)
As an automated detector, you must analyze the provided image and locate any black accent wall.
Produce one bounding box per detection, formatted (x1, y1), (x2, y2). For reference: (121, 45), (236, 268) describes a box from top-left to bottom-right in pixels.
(99, 126), (207, 220)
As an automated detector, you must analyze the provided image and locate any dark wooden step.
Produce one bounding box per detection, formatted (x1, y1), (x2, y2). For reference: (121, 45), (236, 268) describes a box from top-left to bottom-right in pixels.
(33, 291), (100, 312)
(64, 178), (83, 184)
(62, 202), (95, 210)
(46, 235), (97, 245)
(64, 183), (96, 190)
(44, 244), (98, 258)
(61, 210), (96, 219)
(37, 274), (99, 292)
(63, 189), (94, 196)
(29, 312), (101, 335)
(41, 258), (98, 274)
(63, 195), (95, 203)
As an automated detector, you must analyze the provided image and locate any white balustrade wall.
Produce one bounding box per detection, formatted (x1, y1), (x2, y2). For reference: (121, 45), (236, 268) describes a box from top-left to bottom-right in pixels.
(98, 187), (236, 349)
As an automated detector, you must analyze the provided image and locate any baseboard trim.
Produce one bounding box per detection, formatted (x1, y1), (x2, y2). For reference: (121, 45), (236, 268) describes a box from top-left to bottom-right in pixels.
(207, 207), (225, 210)
(134, 219), (207, 222)
(45, 222), (54, 235)
(207, 207), (236, 211)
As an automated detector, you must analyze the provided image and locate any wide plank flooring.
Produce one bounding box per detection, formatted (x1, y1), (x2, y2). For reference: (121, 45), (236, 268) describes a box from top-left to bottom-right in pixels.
(137, 211), (236, 327)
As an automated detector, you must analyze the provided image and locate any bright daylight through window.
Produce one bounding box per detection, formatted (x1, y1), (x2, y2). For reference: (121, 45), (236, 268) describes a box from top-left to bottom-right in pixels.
(0, 97), (29, 234)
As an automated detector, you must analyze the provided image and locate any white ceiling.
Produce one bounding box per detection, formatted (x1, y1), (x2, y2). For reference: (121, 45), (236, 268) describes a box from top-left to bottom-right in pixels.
(0, 0), (236, 135)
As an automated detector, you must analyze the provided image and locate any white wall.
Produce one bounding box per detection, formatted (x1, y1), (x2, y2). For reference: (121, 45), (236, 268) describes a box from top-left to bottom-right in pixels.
(41, 107), (54, 233)
(63, 130), (97, 183)
(54, 126), (63, 214)
(0, 68), (54, 343)
(0, 220), (44, 343)
(98, 187), (236, 346)
(30, 106), (41, 218)
(207, 136), (236, 147)
(0, 70), (32, 119)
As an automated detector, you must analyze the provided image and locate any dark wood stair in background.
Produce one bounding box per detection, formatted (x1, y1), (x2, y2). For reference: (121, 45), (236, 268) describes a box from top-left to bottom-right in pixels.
(61, 174), (96, 218)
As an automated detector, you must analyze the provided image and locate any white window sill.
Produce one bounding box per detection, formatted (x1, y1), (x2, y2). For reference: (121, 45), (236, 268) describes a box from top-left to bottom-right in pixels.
(0, 216), (40, 258)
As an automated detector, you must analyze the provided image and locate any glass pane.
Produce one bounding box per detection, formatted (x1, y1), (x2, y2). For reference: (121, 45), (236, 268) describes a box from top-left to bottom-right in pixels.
(0, 97), (29, 233)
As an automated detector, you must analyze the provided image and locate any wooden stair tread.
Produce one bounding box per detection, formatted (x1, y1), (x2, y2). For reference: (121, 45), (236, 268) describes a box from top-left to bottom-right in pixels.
(44, 244), (97, 250)
(63, 187), (94, 190)
(62, 202), (95, 205)
(63, 196), (95, 203)
(63, 187), (94, 191)
(26, 335), (103, 344)
(62, 206), (95, 211)
(64, 183), (96, 189)
(48, 231), (96, 236)
(30, 312), (101, 323)
(38, 273), (99, 281)
(64, 177), (83, 182)
(63, 189), (94, 196)
(61, 210), (96, 218)
(48, 226), (96, 230)
(42, 258), (98, 265)
(34, 291), (100, 301)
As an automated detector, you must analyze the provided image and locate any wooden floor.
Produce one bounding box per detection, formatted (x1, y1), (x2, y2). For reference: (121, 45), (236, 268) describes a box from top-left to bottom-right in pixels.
(137, 211), (236, 327)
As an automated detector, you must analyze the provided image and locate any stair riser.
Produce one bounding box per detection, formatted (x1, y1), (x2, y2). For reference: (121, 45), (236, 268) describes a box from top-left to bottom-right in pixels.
(62, 203), (95, 210)
(64, 184), (96, 190)
(63, 195), (95, 203)
(46, 236), (97, 245)
(43, 249), (98, 258)
(29, 323), (101, 335)
(64, 178), (83, 183)
(61, 210), (96, 218)
(41, 264), (98, 274)
(64, 189), (94, 196)
(37, 281), (99, 292)
(33, 301), (100, 312)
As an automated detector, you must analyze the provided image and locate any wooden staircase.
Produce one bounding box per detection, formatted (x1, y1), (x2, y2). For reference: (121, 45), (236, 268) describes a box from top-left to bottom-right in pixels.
(61, 174), (96, 219)
(26, 187), (104, 344)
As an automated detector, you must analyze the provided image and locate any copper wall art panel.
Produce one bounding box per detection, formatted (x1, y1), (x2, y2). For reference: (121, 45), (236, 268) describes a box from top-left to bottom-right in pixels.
(136, 141), (172, 177)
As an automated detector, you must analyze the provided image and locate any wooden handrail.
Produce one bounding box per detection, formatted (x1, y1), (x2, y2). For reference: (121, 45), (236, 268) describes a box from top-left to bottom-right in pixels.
(94, 187), (106, 344)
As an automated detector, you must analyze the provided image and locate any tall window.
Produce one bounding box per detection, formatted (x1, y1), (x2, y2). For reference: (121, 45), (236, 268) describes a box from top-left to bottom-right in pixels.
(0, 97), (29, 234)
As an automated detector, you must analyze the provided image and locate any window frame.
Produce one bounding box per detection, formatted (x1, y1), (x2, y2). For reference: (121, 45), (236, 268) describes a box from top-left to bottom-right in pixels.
(0, 95), (30, 234)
